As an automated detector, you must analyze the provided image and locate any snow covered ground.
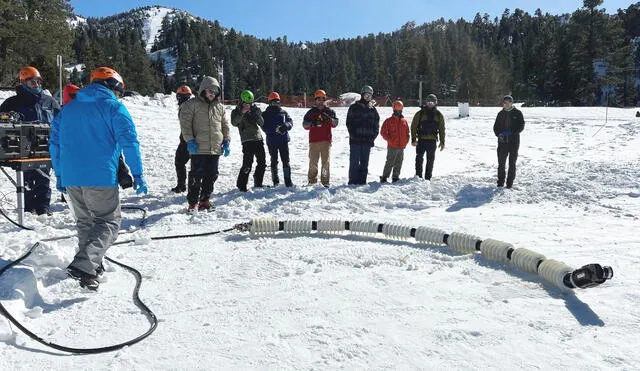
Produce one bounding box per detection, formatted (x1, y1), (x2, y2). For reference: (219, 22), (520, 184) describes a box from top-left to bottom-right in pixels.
(0, 91), (639, 369)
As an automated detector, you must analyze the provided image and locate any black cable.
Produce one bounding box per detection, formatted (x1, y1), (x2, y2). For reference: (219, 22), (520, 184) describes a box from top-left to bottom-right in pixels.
(0, 241), (157, 354)
(0, 211), (243, 354)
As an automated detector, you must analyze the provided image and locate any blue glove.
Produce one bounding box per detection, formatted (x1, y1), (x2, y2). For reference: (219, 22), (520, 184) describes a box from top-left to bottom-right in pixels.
(133, 175), (148, 195)
(56, 177), (66, 194)
(502, 130), (512, 136)
(221, 140), (230, 157)
(187, 139), (199, 154)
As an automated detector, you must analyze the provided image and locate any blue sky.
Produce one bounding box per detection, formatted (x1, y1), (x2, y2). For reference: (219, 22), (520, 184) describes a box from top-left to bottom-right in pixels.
(70, 0), (632, 42)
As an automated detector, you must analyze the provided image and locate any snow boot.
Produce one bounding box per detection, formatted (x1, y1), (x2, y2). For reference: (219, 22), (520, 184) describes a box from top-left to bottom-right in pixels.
(171, 184), (186, 193)
(198, 200), (213, 211)
(67, 266), (99, 291)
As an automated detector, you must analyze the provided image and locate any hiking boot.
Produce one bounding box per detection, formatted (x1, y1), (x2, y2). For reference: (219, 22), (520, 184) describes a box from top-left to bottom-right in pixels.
(392, 178), (399, 183)
(380, 177), (388, 183)
(67, 266), (99, 291)
(171, 184), (186, 193)
(187, 203), (198, 212)
(198, 200), (212, 211)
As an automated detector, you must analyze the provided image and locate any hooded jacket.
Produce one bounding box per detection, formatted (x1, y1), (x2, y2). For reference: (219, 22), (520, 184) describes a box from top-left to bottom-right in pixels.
(49, 83), (143, 187)
(261, 105), (293, 146)
(0, 85), (60, 122)
(179, 77), (230, 155)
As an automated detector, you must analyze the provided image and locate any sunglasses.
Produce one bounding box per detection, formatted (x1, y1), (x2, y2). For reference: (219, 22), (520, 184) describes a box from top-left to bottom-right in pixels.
(426, 101), (436, 106)
(270, 100), (281, 104)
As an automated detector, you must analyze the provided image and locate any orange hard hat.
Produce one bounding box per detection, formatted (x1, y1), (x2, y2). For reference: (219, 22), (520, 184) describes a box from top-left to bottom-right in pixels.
(176, 85), (192, 95)
(314, 89), (327, 99)
(90, 67), (125, 88)
(392, 100), (404, 111)
(63, 84), (80, 105)
(268, 92), (280, 101)
(19, 66), (41, 81)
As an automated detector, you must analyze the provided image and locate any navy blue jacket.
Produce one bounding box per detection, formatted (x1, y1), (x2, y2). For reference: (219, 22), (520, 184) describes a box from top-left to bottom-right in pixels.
(261, 106), (293, 146)
(0, 85), (60, 123)
(346, 99), (380, 147)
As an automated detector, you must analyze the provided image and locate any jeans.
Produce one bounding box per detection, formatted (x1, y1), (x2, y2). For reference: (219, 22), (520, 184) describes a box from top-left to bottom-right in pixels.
(348, 144), (372, 185)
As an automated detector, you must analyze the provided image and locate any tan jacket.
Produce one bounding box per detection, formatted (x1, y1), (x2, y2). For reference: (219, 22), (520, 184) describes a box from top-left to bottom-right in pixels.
(179, 76), (230, 155)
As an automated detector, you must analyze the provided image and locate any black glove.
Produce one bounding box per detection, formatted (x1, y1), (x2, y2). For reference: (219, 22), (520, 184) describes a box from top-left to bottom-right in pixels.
(276, 125), (286, 135)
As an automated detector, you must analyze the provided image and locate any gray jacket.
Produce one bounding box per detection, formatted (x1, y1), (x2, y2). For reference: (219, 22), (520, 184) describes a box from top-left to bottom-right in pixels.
(179, 76), (230, 155)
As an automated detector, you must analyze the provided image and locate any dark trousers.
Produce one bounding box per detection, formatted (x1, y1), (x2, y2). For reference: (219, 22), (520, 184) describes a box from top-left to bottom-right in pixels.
(24, 168), (51, 214)
(187, 154), (219, 205)
(415, 139), (437, 180)
(497, 141), (519, 187)
(174, 135), (190, 186)
(237, 140), (266, 191)
(348, 144), (372, 185)
(268, 143), (292, 186)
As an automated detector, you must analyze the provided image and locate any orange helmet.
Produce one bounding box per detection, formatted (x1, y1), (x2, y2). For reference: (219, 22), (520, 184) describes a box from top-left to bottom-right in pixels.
(90, 67), (125, 94)
(19, 66), (41, 81)
(314, 89), (327, 99)
(63, 84), (80, 105)
(392, 100), (404, 111)
(176, 85), (192, 95)
(268, 92), (281, 101)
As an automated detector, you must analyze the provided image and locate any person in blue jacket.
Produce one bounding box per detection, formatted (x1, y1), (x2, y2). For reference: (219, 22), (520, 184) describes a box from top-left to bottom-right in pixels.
(49, 66), (147, 291)
(0, 66), (60, 215)
(261, 92), (293, 187)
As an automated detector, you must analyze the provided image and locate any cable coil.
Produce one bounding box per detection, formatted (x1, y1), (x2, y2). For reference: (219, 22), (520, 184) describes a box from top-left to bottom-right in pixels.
(381, 223), (413, 240)
(414, 226), (447, 245)
(480, 238), (513, 263)
(250, 218), (279, 236)
(511, 248), (546, 274)
(447, 232), (481, 254)
(349, 220), (378, 235)
(538, 259), (573, 289)
(282, 220), (313, 234)
(316, 219), (344, 234)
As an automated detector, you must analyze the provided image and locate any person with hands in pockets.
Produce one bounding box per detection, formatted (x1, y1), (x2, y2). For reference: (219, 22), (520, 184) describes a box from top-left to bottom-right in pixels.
(231, 90), (266, 192)
(49, 67), (146, 291)
(410, 93), (445, 181)
(302, 89), (339, 187)
(179, 76), (230, 211)
(493, 94), (524, 189)
(380, 100), (410, 183)
(261, 92), (294, 187)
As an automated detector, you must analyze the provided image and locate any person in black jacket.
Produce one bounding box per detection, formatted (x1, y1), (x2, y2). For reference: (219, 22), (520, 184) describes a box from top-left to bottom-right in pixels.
(346, 85), (380, 185)
(0, 66), (60, 215)
(261, 92), (294, 187)
(493, 95), (525, 188)
(171, 85), (193, 193)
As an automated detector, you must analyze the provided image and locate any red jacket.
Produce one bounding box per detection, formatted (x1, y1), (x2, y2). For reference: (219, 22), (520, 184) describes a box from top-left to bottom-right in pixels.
(302, 106), (338, 143)
(380, 114), (410, 149)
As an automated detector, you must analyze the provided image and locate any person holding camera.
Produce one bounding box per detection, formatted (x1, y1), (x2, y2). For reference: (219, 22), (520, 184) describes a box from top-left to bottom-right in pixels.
(0, 66), (60, 215)
(302, 89), (338, 187)
(493, 94), (525, 188)
(231, 90), (266, 192)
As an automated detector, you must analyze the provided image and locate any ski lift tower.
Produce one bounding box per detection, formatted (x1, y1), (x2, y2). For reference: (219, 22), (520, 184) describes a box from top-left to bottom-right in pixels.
(414, 75), (425, 106)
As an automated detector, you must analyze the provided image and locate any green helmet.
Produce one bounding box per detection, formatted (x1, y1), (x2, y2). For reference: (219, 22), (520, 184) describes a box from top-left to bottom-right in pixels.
(240, 90), (254, 104)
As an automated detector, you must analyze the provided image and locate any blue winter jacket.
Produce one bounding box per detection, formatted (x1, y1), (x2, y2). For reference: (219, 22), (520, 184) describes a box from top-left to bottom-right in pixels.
(49, 83), (144, 187)
(261, 105), (293, 146)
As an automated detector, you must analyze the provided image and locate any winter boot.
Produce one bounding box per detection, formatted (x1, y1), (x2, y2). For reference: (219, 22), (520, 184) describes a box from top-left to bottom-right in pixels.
(283, 166), (293, 187)
(198, 200), (212, 211)
(380, 177), (388, 183)
(171, 184), (186, 193)
(67, 266), (99, 291)
(187, 203), (198, 212)
(392, 177), (400, 183)
(271, 167), (280, 187)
